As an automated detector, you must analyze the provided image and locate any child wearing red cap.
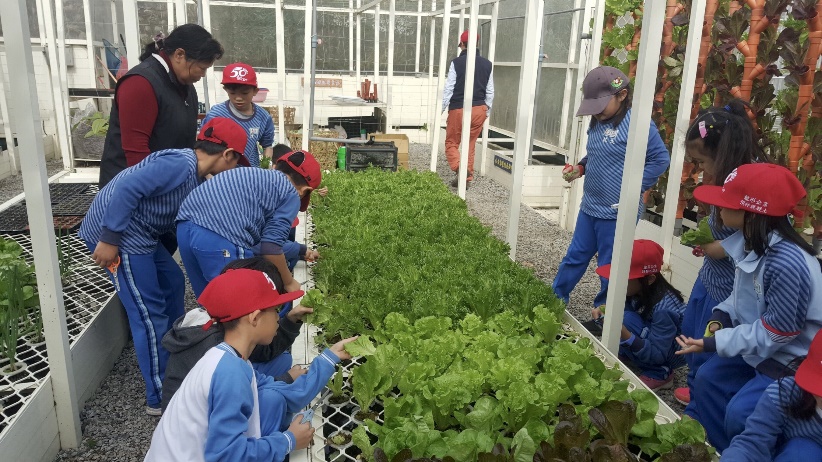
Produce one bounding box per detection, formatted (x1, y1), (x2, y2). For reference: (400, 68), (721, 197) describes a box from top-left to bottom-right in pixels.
(79, 117), (249, 415)
(594, 240), (686, 390)
(176, 150), (323, 297)
(145, 268), (357, 461)
(554, 66), (670, 315)
(161, 257), (312, 412)
(674, 99), (762, 409)
(722, 330), (822, 461)
(676, 163), (822, 451)
(203, 62), (276, 168)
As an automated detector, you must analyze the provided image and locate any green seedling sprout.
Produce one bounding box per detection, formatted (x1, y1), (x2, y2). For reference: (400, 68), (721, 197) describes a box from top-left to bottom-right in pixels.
(0, 264), (24, 372)
(328, 366), (345, 397)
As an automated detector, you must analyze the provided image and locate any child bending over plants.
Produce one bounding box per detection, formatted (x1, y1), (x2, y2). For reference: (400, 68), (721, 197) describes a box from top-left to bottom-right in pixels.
(676, 163), (822, 452)
(674, 99), (764, 411)
(554, 66), (669, 314)
(592, 239), (686, 391)
(146, 267), (358, 461)
(721, 330), (822, 461)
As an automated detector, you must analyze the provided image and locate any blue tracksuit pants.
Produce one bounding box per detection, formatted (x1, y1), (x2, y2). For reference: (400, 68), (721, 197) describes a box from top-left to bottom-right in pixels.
(691, 354), (773, 451)
(552, 211), (616, 308)
(84, 240), (185, 408)
(177, 220), (253, 297)
(681, 276), (719, 418)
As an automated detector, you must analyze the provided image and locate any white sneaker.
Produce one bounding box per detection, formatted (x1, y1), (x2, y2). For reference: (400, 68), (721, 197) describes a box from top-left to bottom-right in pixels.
(146, 405), (163, 417)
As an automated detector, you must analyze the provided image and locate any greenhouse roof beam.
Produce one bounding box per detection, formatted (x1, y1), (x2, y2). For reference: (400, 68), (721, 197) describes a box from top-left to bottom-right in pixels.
(429, 0), (498, 17)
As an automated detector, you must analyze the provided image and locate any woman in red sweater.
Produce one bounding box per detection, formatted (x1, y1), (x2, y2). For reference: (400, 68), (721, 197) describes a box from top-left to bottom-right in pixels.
(99, 24), (223, 188)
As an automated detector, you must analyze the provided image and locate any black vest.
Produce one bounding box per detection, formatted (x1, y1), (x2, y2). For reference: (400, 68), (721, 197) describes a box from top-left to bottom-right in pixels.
(98, 57), (198, 188)
(449, 50), (493, 111)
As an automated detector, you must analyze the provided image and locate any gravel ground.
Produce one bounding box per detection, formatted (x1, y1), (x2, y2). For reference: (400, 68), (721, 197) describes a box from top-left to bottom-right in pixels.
(0, 159), (65, 204)
(51, 142), (687, 461)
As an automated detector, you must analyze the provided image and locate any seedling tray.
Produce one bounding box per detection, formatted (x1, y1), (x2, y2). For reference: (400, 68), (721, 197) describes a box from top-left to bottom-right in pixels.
(48, 183), (90, 203)
(51, 195), (95, 216)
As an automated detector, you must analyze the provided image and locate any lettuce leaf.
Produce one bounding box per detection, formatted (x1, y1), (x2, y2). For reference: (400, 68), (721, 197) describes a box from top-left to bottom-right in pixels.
(680, 217), (715, 246)
(345, 335), (377, 357)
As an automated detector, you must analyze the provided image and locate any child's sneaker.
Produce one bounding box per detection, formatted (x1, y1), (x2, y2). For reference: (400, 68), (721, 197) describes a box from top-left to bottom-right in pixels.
(146, 405), (163, 417)
(639, 374), (674, 391)
(674, 387), (690, 405)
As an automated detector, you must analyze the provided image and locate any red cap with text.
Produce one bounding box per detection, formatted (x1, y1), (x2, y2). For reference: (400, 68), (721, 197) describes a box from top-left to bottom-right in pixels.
(277, 150), (322, 211)
(221, 62), (258, 87)
(198, 269), (304, 330)
(693, 163), (806, 217)
(196, 117), (250, 166)
(596, 239), (664, 280)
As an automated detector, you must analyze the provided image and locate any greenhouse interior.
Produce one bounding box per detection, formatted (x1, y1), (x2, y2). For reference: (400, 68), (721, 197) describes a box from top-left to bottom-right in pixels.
(0, 0), (821, 460)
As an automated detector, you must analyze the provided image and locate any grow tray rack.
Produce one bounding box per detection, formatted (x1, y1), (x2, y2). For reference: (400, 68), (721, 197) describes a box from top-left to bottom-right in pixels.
(0, 231), (112, 438)
(288, 213), (684, 462)
(0, 183), (96, 234)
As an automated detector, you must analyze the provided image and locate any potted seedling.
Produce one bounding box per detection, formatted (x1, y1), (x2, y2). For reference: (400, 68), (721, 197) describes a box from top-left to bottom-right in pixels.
(327, 366), (351, 406)
(326, 430), (353, 448)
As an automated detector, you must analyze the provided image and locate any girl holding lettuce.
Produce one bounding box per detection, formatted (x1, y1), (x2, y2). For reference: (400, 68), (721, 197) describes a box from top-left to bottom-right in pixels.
(674, 100), (761, 411)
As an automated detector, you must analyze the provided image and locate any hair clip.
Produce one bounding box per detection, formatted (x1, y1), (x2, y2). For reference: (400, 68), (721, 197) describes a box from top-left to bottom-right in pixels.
(723, 104), (732, 112)
(153, 32), (166, 48)
(698, 120), (708, 138)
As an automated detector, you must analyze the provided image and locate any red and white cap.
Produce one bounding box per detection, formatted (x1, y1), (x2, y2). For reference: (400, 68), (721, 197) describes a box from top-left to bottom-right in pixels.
(197, 117), (250, 166)
(198, 269), (304, 330)
(693, 163), (806, 217)
(221, 62), (258, 87)
(796, 330), (822, 397)
(277, 150), (322, 211)
(596, 239), (664, 280)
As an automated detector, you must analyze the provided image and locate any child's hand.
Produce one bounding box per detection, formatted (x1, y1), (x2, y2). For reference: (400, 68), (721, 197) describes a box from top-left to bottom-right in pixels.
(316, 187), (328, 197)
(700, 240), (726, 260)
(288, 415), (315, 450)
(562, 164), (582, 182)
(92, 242), (120, 269)
(330, 336), (359, 361)
(304, 249), (320, 262)
(288, 365), (308, 380)
(675, 335), (705, 355)
(287, 304), (314, 323)
(591, 307), (603, 319)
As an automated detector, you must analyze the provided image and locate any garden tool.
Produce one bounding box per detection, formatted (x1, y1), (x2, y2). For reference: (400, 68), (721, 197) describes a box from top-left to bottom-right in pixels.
(295, 388), (332, 427)
(107, 256), (121, 292)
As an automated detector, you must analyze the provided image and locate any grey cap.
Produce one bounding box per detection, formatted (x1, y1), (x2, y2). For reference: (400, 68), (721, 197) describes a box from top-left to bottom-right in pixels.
(576, 66), (630, 116)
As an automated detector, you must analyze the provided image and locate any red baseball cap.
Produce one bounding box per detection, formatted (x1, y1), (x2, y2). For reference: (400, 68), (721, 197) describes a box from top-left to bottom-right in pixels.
(596, 239), (664, 280)
(198, 269), (304, 330)
(796, 330), (822, 397)
(459, 30), (478, 45)
(197, 117), (250, 166)
(576, 66), (630, 116)
(221, 62), (258, 87)
(693, 163), (806, 217)
(277, 150), (322, 211)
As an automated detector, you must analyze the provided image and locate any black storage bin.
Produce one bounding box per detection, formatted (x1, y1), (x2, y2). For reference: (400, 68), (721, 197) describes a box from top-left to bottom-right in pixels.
(346, 142), (398, 172)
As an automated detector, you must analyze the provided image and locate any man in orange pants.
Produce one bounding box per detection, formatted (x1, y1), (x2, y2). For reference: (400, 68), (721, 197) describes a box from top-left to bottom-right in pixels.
(442, 30), (494, 187)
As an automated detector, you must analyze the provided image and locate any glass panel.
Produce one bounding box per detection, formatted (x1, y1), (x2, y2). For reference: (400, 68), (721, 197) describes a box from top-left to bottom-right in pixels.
(283, 8), (307, 70)
(62, 0), (86, 40)
(137, 2), (169, 47)
(211, 6), (277, 69)
(488, 65), (520, 133)
(533, 67), (570, 147)
(317, 11), (349, 72)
